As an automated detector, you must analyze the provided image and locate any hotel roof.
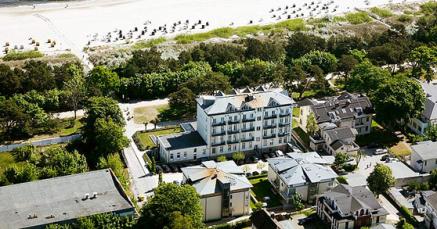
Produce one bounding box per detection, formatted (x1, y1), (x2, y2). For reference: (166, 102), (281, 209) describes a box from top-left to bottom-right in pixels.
(0, 169), (135, 229)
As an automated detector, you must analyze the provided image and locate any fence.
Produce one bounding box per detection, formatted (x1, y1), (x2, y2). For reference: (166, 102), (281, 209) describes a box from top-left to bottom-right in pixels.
(0, 134), (81, 152)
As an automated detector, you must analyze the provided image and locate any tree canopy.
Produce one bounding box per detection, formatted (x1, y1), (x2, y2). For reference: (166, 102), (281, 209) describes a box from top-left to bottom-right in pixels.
(367, 164), (395, 196)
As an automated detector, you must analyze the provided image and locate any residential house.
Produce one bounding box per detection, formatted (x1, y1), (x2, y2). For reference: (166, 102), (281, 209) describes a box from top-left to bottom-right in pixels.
(317, 184), (388, 229)
(411, 141), (437, 173)
(424, 192), (437, 228)
(409, 81), (437, 135)
(318, 125), (360, 156)
(181, 160), (252, 222)
(159, 86), (296, 163)
(267, 152), (338, 204)
(0, 169), (136, 229)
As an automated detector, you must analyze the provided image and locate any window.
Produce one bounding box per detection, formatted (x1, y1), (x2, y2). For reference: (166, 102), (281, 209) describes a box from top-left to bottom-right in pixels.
(203, 149), (206, 155)
(257, 117), (261, 121)
(242, 142), (246, 149)
(264, 111), (268, 116)
(249, 142), (253, 148)
(193, 153), (197, 160)
(212, 148), (216, 154)
(170, 154), (174, 160)
(184, 152), (187, 158)
(233, 145), (237, 150)
(220, 146), (223, 153)
(228, 145), (231, 151)
(194, 148), (197, 152)
(256, 137), (260, 141)
(256, 126), (261, 131)
(365, 126), (369, 132)
(177, 153), (180, 158)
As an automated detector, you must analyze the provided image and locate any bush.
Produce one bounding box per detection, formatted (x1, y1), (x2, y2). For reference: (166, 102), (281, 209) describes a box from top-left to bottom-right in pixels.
(3, 50), (44, 61)
(345, 12), (372, 24)
(398, 14), (413, 23)
(343, 163), (357, 172)
(370, 7), (393, 18)
(337, 176), (348, 184)
(399, 205), (418, 226)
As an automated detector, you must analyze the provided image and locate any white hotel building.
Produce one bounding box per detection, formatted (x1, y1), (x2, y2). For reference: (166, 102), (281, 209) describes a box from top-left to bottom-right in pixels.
(158, 86), (296, 163)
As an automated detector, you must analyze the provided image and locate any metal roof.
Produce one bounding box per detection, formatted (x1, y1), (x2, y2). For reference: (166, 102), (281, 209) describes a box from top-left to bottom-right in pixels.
(411, 141), (437, 160)
(0, 169), (135, 229)
(158, 131), (207, 150)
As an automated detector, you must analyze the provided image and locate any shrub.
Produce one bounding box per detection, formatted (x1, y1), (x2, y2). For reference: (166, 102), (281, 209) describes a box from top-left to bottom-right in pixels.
(133, 37), (167, 49)
(370, 7), (393, 18)
(3, 50), (44, 61)
(337, 176), (348, 184)
(399, 205), (418, 226)
(398, 14), (413, 22)
(345, 12), (372, 25)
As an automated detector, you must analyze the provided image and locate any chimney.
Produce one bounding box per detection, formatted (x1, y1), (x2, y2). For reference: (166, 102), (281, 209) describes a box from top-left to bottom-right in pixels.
(83, 193), (90, 200)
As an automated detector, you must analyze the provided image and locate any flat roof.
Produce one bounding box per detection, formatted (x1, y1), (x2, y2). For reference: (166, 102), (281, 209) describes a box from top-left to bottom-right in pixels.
(385, 161), (421, 179)
(159, 131), (206, 150)
(0, 169), (135, 228)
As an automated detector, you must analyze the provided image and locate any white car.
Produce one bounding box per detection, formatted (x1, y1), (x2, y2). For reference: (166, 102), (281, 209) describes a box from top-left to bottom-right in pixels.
(374, 148), (388, 155)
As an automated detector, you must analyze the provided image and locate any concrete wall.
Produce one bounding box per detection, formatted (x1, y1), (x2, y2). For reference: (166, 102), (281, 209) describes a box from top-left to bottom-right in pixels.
(230, 190), (250, 216)
(298, 106), (312, 132)
(202, 195), (222, 222)
(295, 185), (309, 202)
(0, 134), (80, 153)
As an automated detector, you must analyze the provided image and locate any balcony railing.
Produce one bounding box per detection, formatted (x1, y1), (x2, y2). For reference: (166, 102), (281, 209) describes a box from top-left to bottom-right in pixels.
(211, 131), (226, 136)
(278, 122), (290, 127)
(227, 119), (240, 124)
(242, 117), (256, 122)
(227, 129), (240, 134)
(278, 132), (289, 137)
(227, 139), (239, 144)
(262, 134), (277, 139)
(212, 121), (226, 126)
(263, 124), (277, 129)
(241, 127), (255, 132)
(211, 141), (226, 146)
(241, 137), (254, 142)
(264, 114), (278, 119)
(279, 112), (291, 117)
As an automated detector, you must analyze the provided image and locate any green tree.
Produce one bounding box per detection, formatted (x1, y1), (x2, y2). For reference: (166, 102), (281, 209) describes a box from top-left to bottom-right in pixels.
(306, 113), (319, 136)
(63, 65), (86, 119)
(429, 169), (437, 189)
(38, 147), (88, 178)
(338, 54), (359, 77)
(97, 153), (129, 190)
(345, 61), (390, 94)
(168, 87), (196, 118)
(410, 45), (437, 82)
(137, 183), (203, 229)
(216, 155), (227, 162)
(87, 66), (120, 97)
(232, 152), (245, 164)
(93, 118), (129, 156)
(169, 211), (196, 229)
(3, 163), (39, 184)
(0, 64), (22, 97)
(425, 124), (437, 141)
(334, 152), (349, 167)
(182, 71), (231, 95)
(290, 193), (304, 210)
(367, 164), (395, 197)
(371, 77), (425, 126)
(150, 156), (157, 174)
(286, 32), (326, 59)
(244, 38), (285, 62)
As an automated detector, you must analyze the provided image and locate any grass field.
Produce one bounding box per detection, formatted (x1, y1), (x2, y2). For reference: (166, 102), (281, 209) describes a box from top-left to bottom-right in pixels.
(133, 104), (169, 124)
(249, 176), (281, 207)
(29, 118), (83, 141)
(134, 127), (182, 149)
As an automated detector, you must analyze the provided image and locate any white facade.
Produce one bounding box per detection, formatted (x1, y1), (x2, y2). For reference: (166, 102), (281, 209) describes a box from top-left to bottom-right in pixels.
(410, 141), (437, 173)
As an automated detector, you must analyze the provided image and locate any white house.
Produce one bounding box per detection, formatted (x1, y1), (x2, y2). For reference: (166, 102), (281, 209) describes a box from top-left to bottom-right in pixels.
(181, 160), (252, 222)
(317, 184), (389, 229)
(411, 141), (437, 173)
(158, 86), (296, 163)
(409, 81), (437, 135)
(267, 152), (337, 204)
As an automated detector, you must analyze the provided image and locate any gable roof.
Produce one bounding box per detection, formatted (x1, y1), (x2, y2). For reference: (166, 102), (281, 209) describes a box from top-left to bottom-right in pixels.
(196, 89), (294, 115)
(325, 127), (357, 141)
(312, 93), (373, 124)
(181, 161), (252, 196)
(421, 82), (437, 120)
(0, 169), (135, 229)
(322, 184), (387, 216)
(268, 152), (337, 186)
(411, 141), (437, 160)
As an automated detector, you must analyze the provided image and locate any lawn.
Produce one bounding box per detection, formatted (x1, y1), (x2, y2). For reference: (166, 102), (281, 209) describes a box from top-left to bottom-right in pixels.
(249, 176), (282, 208)
(293, 127), (310, 147)
(133, 127), (182, 150)
(29, 118), (83, 141)
(389, 142), (412, 157)
(356, 120), (398, 147)
(133, 104), (169, 124)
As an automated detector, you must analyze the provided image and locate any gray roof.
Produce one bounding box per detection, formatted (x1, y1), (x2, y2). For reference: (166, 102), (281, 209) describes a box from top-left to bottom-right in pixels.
(371, 224), (396, 229)
(0, 169), (135, 229)
(325, 127), (357, 141)
(268, 153), (337, 186)
(181, 161), (252, 196)
(196, 89), (294, 115)
(322, 184), (387, 216)
(425, 192), (437, 210)
(411, 141), (437, 160)
(312, 93), (373, 124)
(385, 161), (421, 179)
(287, 152), (334, 165)
(159, 131), (206, 150)
(421, 82), (437, 120)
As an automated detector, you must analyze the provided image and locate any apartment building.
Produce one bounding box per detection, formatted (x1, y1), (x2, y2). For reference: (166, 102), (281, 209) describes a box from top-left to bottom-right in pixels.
(317, 184), (388, 229)
(181, 160), (252, 222)
(158, 86), (295, 163)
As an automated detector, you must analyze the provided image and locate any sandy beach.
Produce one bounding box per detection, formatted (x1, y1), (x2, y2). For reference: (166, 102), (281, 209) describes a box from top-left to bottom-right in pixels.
(0, 0), (424, 58)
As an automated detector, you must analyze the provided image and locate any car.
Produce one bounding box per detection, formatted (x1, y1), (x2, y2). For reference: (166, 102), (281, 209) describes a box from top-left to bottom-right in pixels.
(298, 214), (317, 225)
(162, 164), (171, 173)
(268, 152), (276, 158)
(374, 148), (388, 155)
(381, 154), (390, 161)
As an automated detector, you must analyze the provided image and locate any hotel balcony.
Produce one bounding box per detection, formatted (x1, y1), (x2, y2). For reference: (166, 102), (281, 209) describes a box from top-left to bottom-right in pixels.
(211, 131), (226, 136)
(211, 141), (226, 146)
(279, 112), (291, 117)
(227, 139), (239, 144)
(227, 129), (240, 134)
(263, 114), (278, 119)
(263, 123), (277, 129)
(278, 132), (289, 137)
(241, 127), (255, 132)
(212, 121), (226, 126)
(241, 137), (254, 142)
(242, 117), (256, 122)
(278, 121), (290, 127)
(262, 134), (277, 139)
(227, 119), (240, 124)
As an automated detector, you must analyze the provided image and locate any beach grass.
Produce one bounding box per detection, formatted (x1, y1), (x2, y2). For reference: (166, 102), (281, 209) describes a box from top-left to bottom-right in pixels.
(2, 50), (44, 61)
(132, 37), (167, 49)
(174, 19), (305, 44)
(370, 7), (393, 18)
(345, 12), (372, 24)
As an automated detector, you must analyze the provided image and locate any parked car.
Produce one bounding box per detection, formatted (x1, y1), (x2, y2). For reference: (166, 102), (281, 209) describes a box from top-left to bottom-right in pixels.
(381, 154), (390, 161)
(162, 164), (171, 173)
(374, 148), (388, 155)
(298, 214), (317, 225)
(268, 152), (276, 158)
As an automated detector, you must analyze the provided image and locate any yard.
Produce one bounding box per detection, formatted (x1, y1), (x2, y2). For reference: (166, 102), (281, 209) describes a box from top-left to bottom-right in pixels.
(356, 120), (399, 147)
(133, 126), (182, 150)
(28, 118), (83, 141)
(133, 104), (169, 124)
(249, 175), (282, 208)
